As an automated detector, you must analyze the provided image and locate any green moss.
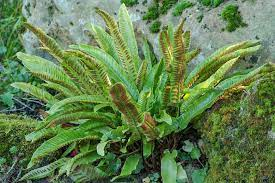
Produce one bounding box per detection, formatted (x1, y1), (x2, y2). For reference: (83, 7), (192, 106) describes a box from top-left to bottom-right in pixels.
(200, 0), (224, 7)
(0, 115), (38, 167)
(149, 21), (161, 33)
(160, 0), (178, 14)
(172, 0), (194, 16)
(143, 3), (160, 20)
(120, 0), (138, 7)
(221, 4), (247, 32)
(201, 0), (211, 6)
(199, 77), (275, 182)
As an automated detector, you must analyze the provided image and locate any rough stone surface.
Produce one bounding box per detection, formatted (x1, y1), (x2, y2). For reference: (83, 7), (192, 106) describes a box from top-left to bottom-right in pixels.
(22, 0), (275, 67)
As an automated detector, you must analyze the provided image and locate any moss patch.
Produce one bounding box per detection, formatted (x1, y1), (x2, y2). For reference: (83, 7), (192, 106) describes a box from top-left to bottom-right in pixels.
(121, 0), (138, 7)
(199, 77), (275, 182)
(221, 4), (247, 32)
(173, 0), (194, 16)
(149, 20), (162, 33)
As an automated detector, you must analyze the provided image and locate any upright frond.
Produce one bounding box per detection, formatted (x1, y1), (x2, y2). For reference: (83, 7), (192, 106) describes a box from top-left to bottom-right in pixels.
(171, 20), (186, 103)
(118, 4), (140, 70)
(96, 8), (137, 78)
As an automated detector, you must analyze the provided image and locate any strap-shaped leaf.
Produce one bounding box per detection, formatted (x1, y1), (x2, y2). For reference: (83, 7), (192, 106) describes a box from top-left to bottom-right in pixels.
(186, 48), (200, 63)
(183, 31), (191, 51)
(20, 158), (69, 181)
(49, 95), (109, 114)
(184, 40), (261, 87)
(111, 154), (141, 181)
(159, 30), (173, 71)
(17, 52), (79, 92)
(96, 7), (137, 78)
(177, 89), (223, 130)
(11, 82), (56, 103)
(24, 23), (64, 59)
(87, 24), (120, 63)
(65, 151), (101, 175)
(136, 60), (148, 91)
(171, 20), (186, 103)
(118, 4), (140, 70)
(71, 44), (139, 100)
(28, 129), (99, 168)
(47, 111), (114, 127)
(194, 57), (239, 89)
(110, 83), (141, 132)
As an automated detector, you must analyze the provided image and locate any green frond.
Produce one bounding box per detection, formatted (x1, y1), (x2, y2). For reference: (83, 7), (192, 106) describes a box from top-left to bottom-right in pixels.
(17, 52), (80, 93)
(96, 8), (137, 78)
(11, 82), (56, 104)
(28, 129), (99, 168)
(118, 4), (140, 70)
(197, 44), (261, 83)
(62, 52), (100, 95)
(183, 31), (191, 51)
(49, 95), (110, 114)
(47, 111), (114, 127)
(178, 89), (222, 129)
(194, 57), (239, 89)
(159, 30), (173, 71)
(186, 48), (200, 63)
(70, 165), (108, 183)
(20, 158), (69, 181)
(87, 24), (120, 63)
(24, 23), (64, 59)
(170, 20), (186, 103)
(142, 39), (157, 71)
(25, 126), (61, 143)
(42, 82), (75, 98)
(110, 83), (142, 133)
(65, 151), (101, 175)
(136, 60), (148, 91)
(184, 40), (261, 87)
(71, 44), (139, 101)
(65, 49), (112, 92)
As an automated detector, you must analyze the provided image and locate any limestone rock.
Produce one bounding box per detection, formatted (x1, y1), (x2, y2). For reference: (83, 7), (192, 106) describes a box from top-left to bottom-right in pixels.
(22, 0), (275, 67)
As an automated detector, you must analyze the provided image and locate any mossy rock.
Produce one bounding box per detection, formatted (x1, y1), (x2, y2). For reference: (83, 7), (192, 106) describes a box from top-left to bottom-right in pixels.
(198, 77), (275, 182)
(0, 114), (38, 167)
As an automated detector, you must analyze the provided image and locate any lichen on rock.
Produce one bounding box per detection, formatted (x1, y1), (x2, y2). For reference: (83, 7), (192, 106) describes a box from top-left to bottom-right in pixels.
(198, 76), (275, 182)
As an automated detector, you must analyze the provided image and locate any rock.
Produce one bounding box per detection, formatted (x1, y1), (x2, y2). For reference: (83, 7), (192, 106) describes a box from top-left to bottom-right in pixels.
(22, 0), (275, 67)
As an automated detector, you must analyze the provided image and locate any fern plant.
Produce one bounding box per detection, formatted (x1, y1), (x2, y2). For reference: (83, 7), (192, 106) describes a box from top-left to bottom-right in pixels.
(11, 4), (274, 182)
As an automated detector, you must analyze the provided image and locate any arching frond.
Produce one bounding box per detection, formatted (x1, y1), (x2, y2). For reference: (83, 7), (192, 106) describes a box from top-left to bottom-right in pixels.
(11, 82), (56, 104)
(17, 52), (80, 93)
(49, 95), (110, 114)
(24, 23), (64, 59)
(71, 44), (139, 101)
(28, 129), (99, 168)
(184, 40), (261, 87)
(20, 158), (69, 181)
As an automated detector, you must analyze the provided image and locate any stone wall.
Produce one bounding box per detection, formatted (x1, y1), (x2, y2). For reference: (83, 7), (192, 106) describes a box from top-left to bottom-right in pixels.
(22, 0), (275, 68)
